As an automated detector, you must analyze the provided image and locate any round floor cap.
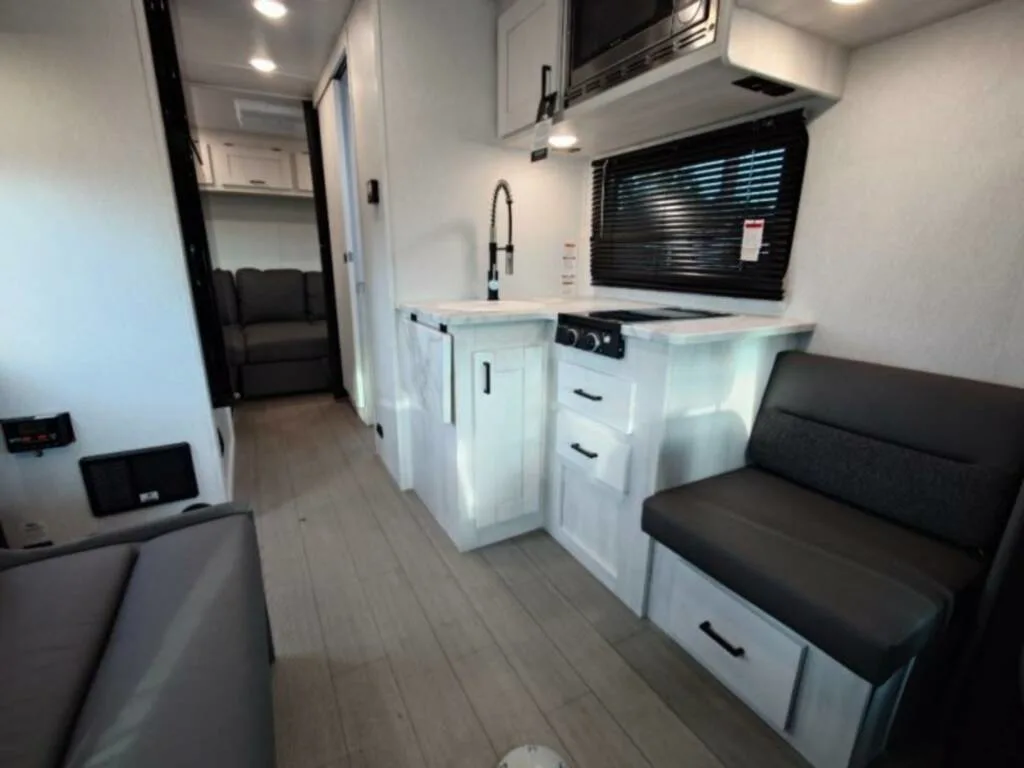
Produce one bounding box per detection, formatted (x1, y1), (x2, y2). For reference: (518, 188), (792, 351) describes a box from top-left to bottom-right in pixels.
(497, 745), (569, 768)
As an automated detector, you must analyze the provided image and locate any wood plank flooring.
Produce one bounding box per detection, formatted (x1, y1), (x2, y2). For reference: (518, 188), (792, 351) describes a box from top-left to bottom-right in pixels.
(234, 395), (811, 768)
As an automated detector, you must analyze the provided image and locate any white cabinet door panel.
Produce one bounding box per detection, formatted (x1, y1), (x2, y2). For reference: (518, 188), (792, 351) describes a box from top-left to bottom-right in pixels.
(555, 409), (631, 493)
(497, 0), (562, 138)
(217, 144), (294, 190)
(558, 465), (620, 582)
(471, 345), (544, 529)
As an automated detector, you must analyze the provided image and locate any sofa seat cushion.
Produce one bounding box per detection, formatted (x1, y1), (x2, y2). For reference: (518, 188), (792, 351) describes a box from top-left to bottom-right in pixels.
(0, 545), (135, 768)
(642, 467), (985, 685)
(245, 321), (327, 363)
(223, 324), (246, 366)
(63, 516), (273, 768)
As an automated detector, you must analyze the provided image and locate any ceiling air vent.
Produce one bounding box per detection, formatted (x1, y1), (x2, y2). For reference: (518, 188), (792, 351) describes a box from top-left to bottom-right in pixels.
(234, 99), (305, 137)
(732, 76), (796, 98)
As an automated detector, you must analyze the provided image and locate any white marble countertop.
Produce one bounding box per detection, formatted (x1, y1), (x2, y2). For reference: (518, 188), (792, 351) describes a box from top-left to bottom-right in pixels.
(399, 297), (814, 346)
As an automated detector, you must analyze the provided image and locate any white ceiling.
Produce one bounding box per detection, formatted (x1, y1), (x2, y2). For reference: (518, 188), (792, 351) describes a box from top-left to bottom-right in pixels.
(173, 0), (353, 98)
(186, 84), (307, 138)
(739, 0), (998, 48)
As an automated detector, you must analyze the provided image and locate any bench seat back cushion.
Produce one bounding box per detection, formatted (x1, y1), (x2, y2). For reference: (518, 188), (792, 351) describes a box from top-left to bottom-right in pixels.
(749, 352), (1024, 551)
(236, 268), (306, 325)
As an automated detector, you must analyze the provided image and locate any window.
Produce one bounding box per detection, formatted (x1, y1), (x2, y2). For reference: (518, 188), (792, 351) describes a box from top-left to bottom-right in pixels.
(590, 110), (809, 300)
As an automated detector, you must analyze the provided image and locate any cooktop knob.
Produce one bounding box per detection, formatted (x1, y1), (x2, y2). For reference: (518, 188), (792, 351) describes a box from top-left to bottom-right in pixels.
(582, 332), (601, 352)
(565, 327), (580, 345)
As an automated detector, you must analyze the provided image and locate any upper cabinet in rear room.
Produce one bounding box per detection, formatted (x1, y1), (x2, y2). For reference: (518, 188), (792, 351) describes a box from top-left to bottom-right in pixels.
(497, 0), (563, 138)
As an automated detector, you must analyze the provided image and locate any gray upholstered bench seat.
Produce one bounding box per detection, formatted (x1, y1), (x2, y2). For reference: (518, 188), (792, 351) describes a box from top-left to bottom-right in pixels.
(643, 467), (984, 685)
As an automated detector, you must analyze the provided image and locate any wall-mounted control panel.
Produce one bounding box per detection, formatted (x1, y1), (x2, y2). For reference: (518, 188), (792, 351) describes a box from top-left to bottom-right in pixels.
(2, 412), (75, 454)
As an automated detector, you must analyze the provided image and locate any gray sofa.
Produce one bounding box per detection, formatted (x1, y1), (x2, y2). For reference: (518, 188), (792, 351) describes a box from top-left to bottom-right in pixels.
(0, 505), (274, 768)
(215, 267), (331, 398)
(643, 351), (1024, 745)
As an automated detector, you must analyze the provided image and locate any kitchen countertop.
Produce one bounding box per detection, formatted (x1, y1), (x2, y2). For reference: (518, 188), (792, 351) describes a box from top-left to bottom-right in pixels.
(399, 298), (814, 346)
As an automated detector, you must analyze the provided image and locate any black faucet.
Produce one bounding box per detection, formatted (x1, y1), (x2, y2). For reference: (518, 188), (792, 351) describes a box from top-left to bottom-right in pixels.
(488, 180), (513, 301)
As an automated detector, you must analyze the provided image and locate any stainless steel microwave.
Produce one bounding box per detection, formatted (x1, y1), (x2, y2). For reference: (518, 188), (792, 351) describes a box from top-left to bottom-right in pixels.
(566, 0), (720, 107)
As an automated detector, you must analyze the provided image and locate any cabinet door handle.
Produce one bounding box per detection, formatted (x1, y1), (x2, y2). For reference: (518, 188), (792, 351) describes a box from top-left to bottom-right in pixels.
(250, 179), (267, 185)
(483, 362), (491, 395)
(573, 388), (603, 402)
(570, 442), (597, 459)
(699, 621), (746, 658)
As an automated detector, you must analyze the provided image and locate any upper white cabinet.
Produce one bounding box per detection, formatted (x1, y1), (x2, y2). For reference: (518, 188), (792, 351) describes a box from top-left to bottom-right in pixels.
(294, 151), (314, 193)
(193, 139), (214, 186)
(497, 0), (563, 138)
(215, 142), (294, 191)
(194, 130), (313, 198)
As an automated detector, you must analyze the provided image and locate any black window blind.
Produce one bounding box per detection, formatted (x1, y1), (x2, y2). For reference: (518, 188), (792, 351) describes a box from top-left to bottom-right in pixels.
(590, 110), (809, 300)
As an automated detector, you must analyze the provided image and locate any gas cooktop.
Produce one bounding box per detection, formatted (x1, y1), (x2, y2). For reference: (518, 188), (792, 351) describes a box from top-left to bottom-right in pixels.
(555, 306), (731, 359)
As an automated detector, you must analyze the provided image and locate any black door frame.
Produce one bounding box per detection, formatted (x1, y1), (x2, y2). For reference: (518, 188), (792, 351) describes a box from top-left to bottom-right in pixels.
(142, 0), (232, 409)
(304, 98), (347, 400)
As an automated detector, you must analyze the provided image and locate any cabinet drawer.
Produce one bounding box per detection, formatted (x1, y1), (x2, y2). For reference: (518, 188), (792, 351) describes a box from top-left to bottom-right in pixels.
(555, 409), (630, 493)
(670, 557), (806, 731)
(557, 362), (635, 433)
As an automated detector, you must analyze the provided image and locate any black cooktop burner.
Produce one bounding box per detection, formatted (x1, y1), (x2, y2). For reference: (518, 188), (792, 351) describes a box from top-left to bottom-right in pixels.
(555, 307), (732, 358)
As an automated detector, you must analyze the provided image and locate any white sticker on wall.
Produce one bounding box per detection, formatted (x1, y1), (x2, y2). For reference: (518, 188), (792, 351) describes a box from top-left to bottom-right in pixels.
(561, 242), (578, 296)
(741, 219), (765, 262)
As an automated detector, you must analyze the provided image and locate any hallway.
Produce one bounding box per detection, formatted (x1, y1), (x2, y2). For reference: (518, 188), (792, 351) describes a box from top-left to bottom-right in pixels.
(234, 395), (806, 768)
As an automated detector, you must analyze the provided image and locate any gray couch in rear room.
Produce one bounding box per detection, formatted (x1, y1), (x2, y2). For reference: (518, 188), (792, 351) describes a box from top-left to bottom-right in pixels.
(215, 267), (331, 399)
(0, 505), (274, 768)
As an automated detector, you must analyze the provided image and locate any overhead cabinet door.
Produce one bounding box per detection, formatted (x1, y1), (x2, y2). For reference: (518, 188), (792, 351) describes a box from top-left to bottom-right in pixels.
(216, 143), (294, 190)
(497, 0), (562, 138)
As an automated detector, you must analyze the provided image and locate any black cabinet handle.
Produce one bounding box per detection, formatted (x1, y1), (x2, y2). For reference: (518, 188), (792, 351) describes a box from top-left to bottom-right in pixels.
(483, 362), (491, 395)
(573, 388), (603, 402)
(250, 179), (267, 185)
(570, 442), (597, 459)
(699, 621), (745, 658)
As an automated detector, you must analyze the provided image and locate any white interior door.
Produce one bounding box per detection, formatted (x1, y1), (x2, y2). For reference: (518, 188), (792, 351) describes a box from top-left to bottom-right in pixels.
(319, 80), (362, 413)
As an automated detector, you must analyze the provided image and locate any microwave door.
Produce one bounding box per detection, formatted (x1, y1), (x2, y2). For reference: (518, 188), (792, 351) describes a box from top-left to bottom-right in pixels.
(570, 0), (676, 86)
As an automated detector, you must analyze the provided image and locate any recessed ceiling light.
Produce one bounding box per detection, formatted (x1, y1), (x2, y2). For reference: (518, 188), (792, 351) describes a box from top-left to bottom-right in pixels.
(549, 134), (579, 149)
(253, 0), (288, 19)
(830, 0), (869, 5)
(250, 57), (277, 73)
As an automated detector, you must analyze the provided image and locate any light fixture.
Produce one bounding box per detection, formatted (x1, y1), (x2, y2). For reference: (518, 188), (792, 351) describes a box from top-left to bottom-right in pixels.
(548, 133), (579, 149)
(249, 57), (277, 73)
(830, 0), (869, 5)
(253, 0), (288, 19)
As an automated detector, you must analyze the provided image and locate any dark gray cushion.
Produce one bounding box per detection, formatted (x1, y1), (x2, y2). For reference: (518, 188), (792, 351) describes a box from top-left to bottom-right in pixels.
(244, 321), (328, 363)
(223, 324), (246, 366)
(241, 359), (331, 398)
(212, 269), (238, 326)
(305, 271), (325, 320)
(643, 468), (985, 685)
(63, 516), (273, 768)
(236, 268), (306, 324)
(749, 351), (1024, 551)
(0, 546), (135, 768)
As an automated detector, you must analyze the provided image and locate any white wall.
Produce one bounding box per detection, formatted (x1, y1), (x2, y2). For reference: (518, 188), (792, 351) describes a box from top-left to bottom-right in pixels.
(786, 0), (1024, 386)
(0, 0), (226, 546)
(379, 0), (587, 304)
(203, 194), (321, 273)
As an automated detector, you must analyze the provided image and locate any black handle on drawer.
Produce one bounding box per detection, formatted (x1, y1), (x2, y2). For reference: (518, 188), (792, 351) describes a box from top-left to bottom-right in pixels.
(699, 621), (746, 658)
(573, 388), (604, 402)
(570, 442), (598, 459)
(249, 179), (267, 185)
(483, 362), (491, 394)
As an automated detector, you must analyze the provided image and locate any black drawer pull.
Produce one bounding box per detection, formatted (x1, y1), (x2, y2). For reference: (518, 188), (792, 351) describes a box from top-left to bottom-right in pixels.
(699, 621), (745, 658)
(573, 388), (603, 402)
(250, 179), (267, 185)
(570, 443), (598, 459)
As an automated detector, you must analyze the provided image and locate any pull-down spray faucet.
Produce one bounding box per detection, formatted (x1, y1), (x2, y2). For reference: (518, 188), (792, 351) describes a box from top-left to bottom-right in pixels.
(488, 180), (514, 301)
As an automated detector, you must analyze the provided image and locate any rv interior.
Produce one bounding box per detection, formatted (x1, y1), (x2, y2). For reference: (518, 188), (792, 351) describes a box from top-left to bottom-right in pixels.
(1, 0), (1023, 767)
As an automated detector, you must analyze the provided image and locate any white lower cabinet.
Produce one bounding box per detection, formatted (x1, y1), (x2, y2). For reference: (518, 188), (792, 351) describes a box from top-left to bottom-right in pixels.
(552, 463), (623, 589)
(402, 317), (548, 551)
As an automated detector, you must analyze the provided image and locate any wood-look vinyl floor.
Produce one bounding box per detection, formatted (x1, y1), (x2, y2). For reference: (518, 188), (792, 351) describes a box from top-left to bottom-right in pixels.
(234, 394), (816, 768)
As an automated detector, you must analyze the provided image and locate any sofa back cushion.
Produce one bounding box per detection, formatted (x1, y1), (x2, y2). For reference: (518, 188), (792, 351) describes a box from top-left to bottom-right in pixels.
(236, 268), (306, 324)
(748, 352), (1024, 552)
(212, 269), (238, 326)
(305, 272), (325, 321)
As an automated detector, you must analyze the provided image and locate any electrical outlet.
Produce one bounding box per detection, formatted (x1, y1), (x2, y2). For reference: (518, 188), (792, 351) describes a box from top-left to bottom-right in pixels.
(21, 520), (53, 549)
